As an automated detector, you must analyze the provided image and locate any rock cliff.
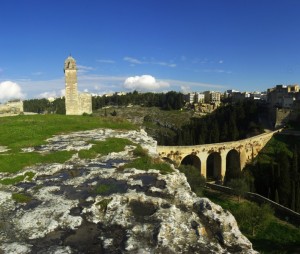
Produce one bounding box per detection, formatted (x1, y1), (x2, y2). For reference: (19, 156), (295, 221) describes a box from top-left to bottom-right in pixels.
(0, 129), (257, 253)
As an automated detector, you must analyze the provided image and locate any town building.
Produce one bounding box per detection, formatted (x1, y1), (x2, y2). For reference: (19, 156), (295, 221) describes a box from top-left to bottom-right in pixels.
(203, 91), (221, 104)
(267, 84), (299, 108)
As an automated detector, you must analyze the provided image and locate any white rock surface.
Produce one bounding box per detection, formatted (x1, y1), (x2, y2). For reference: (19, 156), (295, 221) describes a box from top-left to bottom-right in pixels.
(0, 128), (257, 253)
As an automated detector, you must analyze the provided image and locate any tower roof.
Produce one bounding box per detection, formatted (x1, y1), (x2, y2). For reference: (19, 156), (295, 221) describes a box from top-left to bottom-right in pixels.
(65, 55), (76, 64)
(64, 55), (76, 71)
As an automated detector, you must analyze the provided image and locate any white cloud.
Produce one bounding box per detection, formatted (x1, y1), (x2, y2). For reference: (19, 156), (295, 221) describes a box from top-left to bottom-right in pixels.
(202, 69), (232, 74)
(11, 73), (227, 100)
(123, 57), (144, 65)
(124, 56), (176, 68)
(155, 61), (176, 68)
(124, 75), (169, 91)
(32, 71), (44, 76)
(180, 85), (191, 93)
(77, 65), (95, 74)
(97, 59), (115, 64)
(0, 81), (25, 102)
(219, 60), (224, 64)
(38, 89), (66, 99)
(38, 91), (58, 99)
(162, 78), (227, 91)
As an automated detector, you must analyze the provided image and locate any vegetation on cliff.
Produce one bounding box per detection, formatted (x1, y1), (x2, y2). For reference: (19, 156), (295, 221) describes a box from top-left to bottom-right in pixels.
(244, 133), (300, 213)
(203, 189), (300, 253)
(172, 100), (268, 146)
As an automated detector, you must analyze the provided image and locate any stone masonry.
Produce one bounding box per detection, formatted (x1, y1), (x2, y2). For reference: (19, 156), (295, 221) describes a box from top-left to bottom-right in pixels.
(64, 56), (92, 115)
(157, 129), (282, 179)
(0, 100), (23, 116)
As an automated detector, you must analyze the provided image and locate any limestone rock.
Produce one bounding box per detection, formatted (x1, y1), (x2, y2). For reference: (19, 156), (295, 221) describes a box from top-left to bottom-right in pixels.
(0, 128), (257, 253)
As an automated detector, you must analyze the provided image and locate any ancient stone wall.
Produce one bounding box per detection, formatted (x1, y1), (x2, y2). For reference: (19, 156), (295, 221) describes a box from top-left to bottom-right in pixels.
(79, 93), (92, 115)
(0, 100), (24, 116)
(275, 108), (291, 127)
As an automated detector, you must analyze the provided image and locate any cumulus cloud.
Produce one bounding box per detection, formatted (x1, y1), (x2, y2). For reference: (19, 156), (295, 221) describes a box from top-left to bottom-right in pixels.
(60, 89), (65, 96)
(38, 91), (58, 99)
(0, 81), (25, 102)
(124, 75), (169, 91)
(180, 85), (191, 93)
(38, 88), (66, 99)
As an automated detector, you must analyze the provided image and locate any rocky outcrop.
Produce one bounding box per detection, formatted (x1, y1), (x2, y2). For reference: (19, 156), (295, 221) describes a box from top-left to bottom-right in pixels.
(0, 129), (257, 253)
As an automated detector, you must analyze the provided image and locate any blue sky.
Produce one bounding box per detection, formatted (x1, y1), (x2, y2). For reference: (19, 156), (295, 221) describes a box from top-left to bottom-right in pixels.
(1, 0), (300, 101)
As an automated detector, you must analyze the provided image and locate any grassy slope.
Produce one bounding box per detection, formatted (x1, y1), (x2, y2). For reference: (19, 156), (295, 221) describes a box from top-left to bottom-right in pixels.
(0, 114), (136, 173)
(0, 114), (135, 151)
(0, 114), (172, 176)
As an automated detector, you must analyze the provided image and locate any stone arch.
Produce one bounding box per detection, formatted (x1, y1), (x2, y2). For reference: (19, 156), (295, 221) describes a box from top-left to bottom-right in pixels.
(225, 149), (241, 184)
(206, 152), (221, 181)
(180, 154), (201, 172)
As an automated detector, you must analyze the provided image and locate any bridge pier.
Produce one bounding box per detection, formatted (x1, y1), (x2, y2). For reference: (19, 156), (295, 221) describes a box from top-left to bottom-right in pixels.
(200, 162), (206, 178)
(220, 152), (227, 181)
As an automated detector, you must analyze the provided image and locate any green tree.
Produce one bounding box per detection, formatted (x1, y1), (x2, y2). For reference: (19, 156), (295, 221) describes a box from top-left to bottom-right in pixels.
(227, 178), (249, 202)
(179, 164), (206, 195)
(296, 183), (300, 212)
(275, 188), (279, 203)
(228, 114), (239, 141)
(220, 122), (229, 142)
(235, 202), (273, 236)
(277, 151), (291, 207)
(210, 121), (220, 143)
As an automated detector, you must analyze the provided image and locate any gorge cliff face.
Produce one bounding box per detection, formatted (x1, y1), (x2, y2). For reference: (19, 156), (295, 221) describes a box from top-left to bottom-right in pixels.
(0, 129), (257, 253)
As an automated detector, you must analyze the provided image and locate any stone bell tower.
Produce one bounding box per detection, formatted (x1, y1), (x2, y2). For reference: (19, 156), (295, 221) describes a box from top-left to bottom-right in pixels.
(64, 55), (92, 115)
(64, 56), (79, 115)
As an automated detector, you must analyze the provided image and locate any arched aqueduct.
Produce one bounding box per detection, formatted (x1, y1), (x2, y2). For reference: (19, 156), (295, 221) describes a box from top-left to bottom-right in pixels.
(157, 130), (281, 180)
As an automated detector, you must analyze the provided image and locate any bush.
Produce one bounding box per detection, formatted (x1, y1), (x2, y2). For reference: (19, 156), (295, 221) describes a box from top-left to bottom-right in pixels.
(179, 164), (206, 195)
(227, 178), (249, 202)
(234, 202), (273, 236)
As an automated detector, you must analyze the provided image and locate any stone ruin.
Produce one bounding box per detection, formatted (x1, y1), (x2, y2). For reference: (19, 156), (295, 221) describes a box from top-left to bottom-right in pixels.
(64, 56), (92, 115)
(0, 100), (23, 116)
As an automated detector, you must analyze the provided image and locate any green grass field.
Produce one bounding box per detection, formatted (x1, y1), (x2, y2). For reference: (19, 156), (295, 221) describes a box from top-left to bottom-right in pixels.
(0, 114), (173, 177)
(0, 114), (136, 151)
(0, 114), (136, 174)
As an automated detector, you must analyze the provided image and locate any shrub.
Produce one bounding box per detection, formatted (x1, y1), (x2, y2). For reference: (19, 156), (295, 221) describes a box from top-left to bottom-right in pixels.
(227, 178), (249, 202)
(179, 164), (206, 195)
(234, 202), (273, 236)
